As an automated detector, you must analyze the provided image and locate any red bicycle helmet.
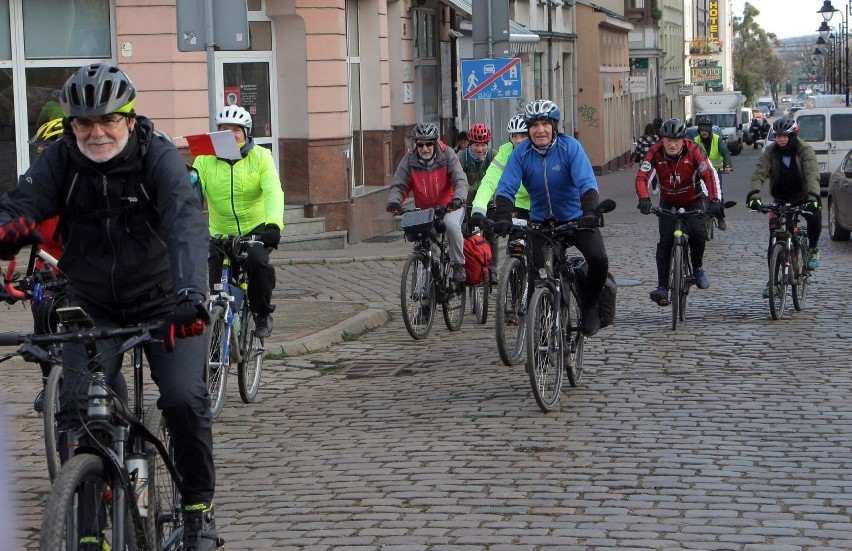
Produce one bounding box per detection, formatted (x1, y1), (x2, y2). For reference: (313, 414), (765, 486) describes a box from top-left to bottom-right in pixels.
(468, 123), (492, 143)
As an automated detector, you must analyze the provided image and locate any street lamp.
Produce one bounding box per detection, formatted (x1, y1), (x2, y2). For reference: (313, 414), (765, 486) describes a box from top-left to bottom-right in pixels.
(817, 0), (849, 106)
(817, 33), (838, 92)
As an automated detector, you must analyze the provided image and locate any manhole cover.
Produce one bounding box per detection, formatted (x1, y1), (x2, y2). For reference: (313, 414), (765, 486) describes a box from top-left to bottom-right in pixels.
(614, 278), (642, 286)
(274, 288), (318, 298)
(340, 362), (406, 378)
(363, 234), (403, 243)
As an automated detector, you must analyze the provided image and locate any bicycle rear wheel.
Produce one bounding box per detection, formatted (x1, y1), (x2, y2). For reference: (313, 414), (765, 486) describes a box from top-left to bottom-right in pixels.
(469, 277), (489, 325)
(526, 286), (563, 412)
(400, 253), (435, 339)
(205, 306), (228, 419)
(679, 252), (689, 323)
(43, 364), (63, 482)
(669, 245), (683, 330)
(562, 280), (585, 387)
(238, 307), (264, 403)
(144, 407), (183, 549)
(40, 453), (132, 551)
(442, 264), (466, 332)
(495, 257), (527, 366)
(791, 237), (808, 311)
(768, 242), (787, 320)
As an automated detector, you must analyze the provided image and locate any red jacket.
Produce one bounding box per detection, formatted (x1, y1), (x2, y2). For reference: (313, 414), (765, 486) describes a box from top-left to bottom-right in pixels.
(387, 140), (468, 209)
(635, 140), (720, 206)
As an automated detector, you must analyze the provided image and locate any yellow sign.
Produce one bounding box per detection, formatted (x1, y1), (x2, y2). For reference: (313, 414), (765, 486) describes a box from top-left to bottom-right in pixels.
(709, 1), (719, 41)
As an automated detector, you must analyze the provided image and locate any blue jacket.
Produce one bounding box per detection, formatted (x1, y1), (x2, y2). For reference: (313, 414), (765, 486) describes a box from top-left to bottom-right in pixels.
(496, 134), (598, 222)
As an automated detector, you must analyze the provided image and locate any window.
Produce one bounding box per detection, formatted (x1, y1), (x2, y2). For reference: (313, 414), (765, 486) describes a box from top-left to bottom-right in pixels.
(797, 115), (825, 142)
(830, 113), (852, 141)
(413, 10), (436, 60)
(23, 0), (111, 59)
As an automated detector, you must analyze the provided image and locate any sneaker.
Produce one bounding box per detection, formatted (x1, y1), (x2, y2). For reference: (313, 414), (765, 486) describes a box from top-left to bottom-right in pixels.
(694, 268), (709, 290)
(254, 315), (273, 339)
(33, 387), (45, 413)
(452, 263), (466, 283)
(808, 248), (820, 270)
(183, 504), (224, 551)
(489, 270), (498, 287)
(580, 298), (601, 337)
(650, 286), (670, 306)
(717, 217), (727, 231)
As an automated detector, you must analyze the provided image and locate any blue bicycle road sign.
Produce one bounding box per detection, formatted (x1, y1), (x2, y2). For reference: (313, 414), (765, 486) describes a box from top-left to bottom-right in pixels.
(461, 57), (523, 101)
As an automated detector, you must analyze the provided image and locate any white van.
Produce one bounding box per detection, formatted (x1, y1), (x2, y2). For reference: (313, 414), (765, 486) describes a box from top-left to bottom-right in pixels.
(794, 106), (852, 195)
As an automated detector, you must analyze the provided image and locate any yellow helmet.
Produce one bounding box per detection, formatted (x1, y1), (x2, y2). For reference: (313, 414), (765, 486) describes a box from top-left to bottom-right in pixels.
(29, 118), (65, 145)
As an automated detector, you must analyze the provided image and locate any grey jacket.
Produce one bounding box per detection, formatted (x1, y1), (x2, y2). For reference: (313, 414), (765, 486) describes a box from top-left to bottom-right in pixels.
(749, 140), (820, 202)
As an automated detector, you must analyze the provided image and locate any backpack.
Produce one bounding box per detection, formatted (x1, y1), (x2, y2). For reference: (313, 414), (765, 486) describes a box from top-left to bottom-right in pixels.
(463, 234), (492, 285)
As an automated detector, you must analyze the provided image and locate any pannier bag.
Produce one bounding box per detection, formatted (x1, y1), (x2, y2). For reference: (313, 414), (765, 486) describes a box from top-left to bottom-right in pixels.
(401, 208), (436, 242)
(463, 234), (492, 285)
(569, 256), (617, 328)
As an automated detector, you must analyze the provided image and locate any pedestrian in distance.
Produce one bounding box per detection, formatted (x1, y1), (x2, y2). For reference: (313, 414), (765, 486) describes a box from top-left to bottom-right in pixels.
(0, 62), (223, 550)
(631, 123), (659, 169)
(493, 99), (610, 337)
(387, 122), (469, 282)
(192, 104), (284, 340)
(635, 118), (723, 307)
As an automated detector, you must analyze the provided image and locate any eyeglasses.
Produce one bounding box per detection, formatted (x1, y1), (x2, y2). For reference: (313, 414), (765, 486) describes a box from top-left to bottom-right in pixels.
(71, 115), (127, 133)
(415, 142), (434, 149)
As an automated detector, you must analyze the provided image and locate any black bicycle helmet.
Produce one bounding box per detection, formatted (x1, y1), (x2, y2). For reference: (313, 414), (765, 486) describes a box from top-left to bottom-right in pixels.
(659, 118), (688, 139)
(696, 116), (713, 131)
(59, 63), (137, 118)
(772, 117), (799, 135)
(413, 122), (438, 140)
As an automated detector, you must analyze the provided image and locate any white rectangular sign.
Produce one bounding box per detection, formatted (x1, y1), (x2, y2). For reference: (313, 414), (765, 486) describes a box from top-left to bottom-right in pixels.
(628, 76), (647, 94)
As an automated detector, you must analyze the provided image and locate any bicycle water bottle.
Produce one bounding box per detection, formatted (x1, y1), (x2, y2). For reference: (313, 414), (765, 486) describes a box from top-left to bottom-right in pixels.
(125, 453), (149, 517)
(542, 244), (554, 279)
(87, 372), (112, 422)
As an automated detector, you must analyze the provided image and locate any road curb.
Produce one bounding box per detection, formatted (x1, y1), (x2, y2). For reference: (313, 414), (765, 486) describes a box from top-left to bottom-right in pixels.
(268, 307), (390, 357)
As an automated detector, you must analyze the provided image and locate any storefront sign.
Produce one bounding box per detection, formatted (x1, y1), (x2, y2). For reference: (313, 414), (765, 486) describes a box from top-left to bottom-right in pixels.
(690, 66), (723, 85)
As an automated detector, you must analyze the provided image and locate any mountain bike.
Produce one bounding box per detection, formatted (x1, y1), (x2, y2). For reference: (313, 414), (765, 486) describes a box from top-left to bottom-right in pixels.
(494, 219), (529, 366)
(0, 308), (185, 550)
(519, 199), (616, 412)
(754, 203), (812, 320)
(652, 206), (704, 331)
(399, 207), (466, 340)
(207, 235), (266, 418)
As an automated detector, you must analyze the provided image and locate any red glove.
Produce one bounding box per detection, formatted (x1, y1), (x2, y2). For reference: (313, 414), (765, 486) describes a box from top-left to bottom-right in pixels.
(165, 293), (210, 351)
(0, 217), (40, 260)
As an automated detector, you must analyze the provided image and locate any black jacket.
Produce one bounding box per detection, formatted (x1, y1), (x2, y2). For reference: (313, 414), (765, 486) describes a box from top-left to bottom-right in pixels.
(0, 117), (208, 309)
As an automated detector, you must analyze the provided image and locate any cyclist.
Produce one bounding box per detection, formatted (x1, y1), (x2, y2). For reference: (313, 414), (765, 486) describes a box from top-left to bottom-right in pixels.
(192, 105), (284, 339)
(635, 118), (722, 306)
(493, 99), (608, 337)
(694, 116), (732, 230)
(387, 122), (469, 282)
(25, 118), (67, 413)
(747, 117), (821, 296)
(455, 130), (470, 153)
(0, 63), (222, 550)
(459, 123), (499, 283)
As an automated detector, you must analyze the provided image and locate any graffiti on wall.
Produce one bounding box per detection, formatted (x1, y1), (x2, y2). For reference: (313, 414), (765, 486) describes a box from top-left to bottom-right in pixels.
(578, 104), (599, 127)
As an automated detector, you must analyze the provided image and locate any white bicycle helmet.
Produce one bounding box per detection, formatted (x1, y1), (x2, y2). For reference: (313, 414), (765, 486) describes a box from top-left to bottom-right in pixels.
(216, 105), (253, 136)
(524, 99), (561, 124)
(506, 114), (527, 134)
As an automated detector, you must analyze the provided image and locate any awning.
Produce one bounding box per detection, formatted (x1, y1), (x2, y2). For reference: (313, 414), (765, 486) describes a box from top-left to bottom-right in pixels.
(442, 0), (540, 54)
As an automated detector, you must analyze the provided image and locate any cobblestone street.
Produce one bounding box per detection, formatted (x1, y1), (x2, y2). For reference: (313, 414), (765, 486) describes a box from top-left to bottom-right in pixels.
(4, 216), (852, 549)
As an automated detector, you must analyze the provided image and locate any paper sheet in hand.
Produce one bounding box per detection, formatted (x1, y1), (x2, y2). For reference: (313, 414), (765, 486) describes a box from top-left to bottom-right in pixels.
(185, 131), (241, 161)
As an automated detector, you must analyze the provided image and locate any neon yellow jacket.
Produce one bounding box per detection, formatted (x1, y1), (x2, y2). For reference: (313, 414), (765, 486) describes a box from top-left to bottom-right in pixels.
(193, 141), (285, 236)
(471, 141), (530, 216)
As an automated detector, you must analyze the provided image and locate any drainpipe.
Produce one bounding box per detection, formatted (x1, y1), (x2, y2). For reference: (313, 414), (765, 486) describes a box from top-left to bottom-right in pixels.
(547, 1), (554, 98)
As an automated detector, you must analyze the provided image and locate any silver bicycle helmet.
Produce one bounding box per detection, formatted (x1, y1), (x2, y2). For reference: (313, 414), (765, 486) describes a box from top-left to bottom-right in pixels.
(523, 99), (561, 124)
(659, 118), (688, 139)
(413, 122), (439, 140)
(772, 117), (799, 135)
(59, 63), (137, 117)
(506, 114), (527, 134)
(216, 105), (253, 136)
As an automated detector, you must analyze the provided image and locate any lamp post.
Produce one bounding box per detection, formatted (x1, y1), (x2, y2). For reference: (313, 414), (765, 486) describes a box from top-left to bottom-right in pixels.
(818, 0), (849, 106)
(817, 20), (841, 93)
(813, 47), (827, 92)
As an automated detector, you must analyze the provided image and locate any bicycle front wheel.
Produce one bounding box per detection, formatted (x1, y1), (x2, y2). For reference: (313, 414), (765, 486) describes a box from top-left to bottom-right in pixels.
(442, 265), (466, 332)
(768, 242), (787, 320)
(669, 245), (683, 330)
(495, 257), (527, 366)
(43, 364), (63, 482)
(679, 251), (690, 323)
(205, 306), (228, 419)
(470, 277), (489, 325)
(238, 308), (264, 403)
(400, 253), (435, 339)
(40, 454), (132, 551)
(526, 286), (563, 412)
(144, 407), (183, 548)
(791, 238), (808, 312)
(562, 280), (585, 388)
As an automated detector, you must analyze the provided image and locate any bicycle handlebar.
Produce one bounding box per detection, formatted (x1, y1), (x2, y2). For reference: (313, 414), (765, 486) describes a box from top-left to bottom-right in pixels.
(651, 206), (707, 217)
(0, 321), (167, 349)
(210, 234), (265, 258)
(753, 203), (813, 217)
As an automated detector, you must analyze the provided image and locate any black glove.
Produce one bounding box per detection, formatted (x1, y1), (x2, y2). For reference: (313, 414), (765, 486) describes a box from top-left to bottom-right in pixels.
(470, 212), (486, 228)
(707, 199), (723, 217)
(386, 202), (401, 214)
(447, 198), (464, 211)
(493, 219), (512, 237)
(169, 292), (211, 346)
(577, 212), (598, 229)
(0, 216), (40, 260)
(638, 198), (652, 215)
(747, 197), (763, 210)
(260, 224), (281, 249)
(802, 200), (820, 213)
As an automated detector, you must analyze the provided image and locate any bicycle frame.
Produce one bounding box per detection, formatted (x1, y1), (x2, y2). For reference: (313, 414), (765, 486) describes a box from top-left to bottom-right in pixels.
(212, 255), (245, 364)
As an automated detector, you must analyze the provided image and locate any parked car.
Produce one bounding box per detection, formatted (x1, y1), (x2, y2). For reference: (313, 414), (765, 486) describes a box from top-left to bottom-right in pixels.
(827, 148), (852, 240)
(757, 128), (775, 151)
(785, 102), (804, 117)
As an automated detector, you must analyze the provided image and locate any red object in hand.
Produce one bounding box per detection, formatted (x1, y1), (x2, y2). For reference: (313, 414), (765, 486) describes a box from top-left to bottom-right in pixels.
(174, 319), (206, 339)
(0, 216), (37, 242)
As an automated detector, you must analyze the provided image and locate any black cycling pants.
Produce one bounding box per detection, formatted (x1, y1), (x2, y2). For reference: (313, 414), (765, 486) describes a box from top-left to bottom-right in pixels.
(655, 198), (707, 288)
(208, 242), (276, 317)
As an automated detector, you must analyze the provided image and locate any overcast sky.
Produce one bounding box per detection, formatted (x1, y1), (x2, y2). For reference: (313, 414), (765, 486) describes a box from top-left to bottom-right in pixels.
(730, 0), (822, 39)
